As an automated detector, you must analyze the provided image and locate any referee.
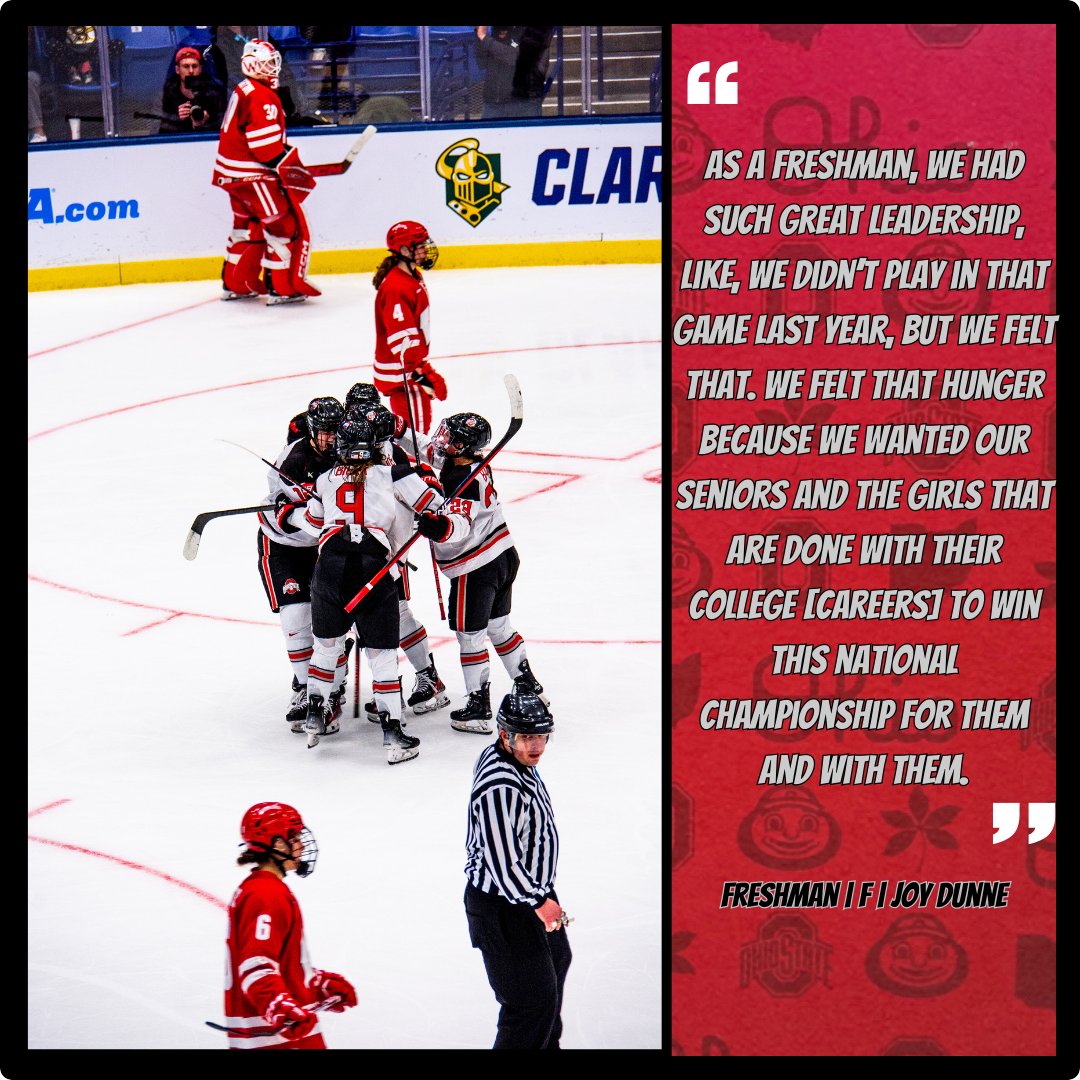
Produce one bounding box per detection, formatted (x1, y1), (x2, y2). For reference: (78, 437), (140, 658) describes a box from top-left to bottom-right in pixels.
(463, 690), (571, 1049)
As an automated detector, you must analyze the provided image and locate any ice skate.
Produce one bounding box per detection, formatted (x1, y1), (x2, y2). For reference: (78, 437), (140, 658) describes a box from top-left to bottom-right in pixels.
(266, 291), (307, 306)
(221, 287), (261, 301)
(407, 662), (449, 714)
(366, 686), (407, 724)
(327, 684), (347, 724)
(450, 683), (492, 734)
(513, 659), (549, 706)
(381, 712), (420, 764)
(304, 693), (339, 748)
(287, 677), (308, 732)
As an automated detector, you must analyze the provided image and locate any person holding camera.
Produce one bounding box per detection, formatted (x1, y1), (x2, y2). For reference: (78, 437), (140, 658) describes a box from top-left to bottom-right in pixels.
(159, 45), (225, 134)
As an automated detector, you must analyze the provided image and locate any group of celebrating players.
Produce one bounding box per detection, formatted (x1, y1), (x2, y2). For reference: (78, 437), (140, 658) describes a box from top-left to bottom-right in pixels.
(218, 38), (547, 763)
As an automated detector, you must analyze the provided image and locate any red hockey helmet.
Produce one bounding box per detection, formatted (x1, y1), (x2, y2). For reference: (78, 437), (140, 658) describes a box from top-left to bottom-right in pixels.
(240, 802), (318, 876)
(386, 220), (439, 270)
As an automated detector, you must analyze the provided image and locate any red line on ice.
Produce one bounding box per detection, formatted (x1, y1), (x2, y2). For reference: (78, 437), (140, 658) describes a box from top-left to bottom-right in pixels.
(28, 834), (226, 909)
(28, 297), (221, 358)
(28, 340), (659, 441)
(28, 799), (71, 818)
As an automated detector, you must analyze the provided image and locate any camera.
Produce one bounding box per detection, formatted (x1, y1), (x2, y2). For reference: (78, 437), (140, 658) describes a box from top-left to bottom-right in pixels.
(183, 74), (208, 124)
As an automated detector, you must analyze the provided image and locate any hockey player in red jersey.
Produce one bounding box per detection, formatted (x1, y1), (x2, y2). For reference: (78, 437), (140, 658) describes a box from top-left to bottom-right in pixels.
(372, 221), (448, 433)
(213, 39), (321, 305)
(223, 802), (356, 1049)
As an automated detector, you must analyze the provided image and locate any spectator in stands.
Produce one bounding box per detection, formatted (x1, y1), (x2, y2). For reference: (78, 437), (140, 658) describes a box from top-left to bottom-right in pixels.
(475, 26), (555, 118)
(29, 29), (48, 143)
(159, 46), (225, 134)
(474, 26), (518, 119)
(43, 26), (123, 87)
(204, 26), (311, 123)
(511, 26), (555, 116)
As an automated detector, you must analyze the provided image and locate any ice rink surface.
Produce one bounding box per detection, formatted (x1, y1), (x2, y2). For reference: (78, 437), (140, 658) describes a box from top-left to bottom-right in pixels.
(28, 264), (661, 1050)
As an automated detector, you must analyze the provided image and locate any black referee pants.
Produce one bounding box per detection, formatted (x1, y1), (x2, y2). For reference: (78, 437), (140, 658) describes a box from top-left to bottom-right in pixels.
(464, 883), (572, 1049)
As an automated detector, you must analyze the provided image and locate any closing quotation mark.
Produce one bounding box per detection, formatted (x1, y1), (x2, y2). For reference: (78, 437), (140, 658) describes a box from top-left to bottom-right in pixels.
(992, 803), (1055, 844)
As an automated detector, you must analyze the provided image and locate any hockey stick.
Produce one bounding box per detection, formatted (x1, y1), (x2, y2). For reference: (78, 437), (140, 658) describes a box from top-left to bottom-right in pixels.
(344, 374), (523, 614)
(183, 505), (275, 561)
(205, 995), (342, 1036)
(396, 359), (447, 621)
(219, 439), (311, 500)
(306, 125), (377, 177)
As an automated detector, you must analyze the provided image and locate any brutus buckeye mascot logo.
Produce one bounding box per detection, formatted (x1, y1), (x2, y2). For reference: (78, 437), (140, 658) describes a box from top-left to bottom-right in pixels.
(283, 579), (301, 595)
(737, 787), (842, 869)
(881, 1037), (949, 1055)
(740, 914), (831, 997)
(865, 915), (968, 997)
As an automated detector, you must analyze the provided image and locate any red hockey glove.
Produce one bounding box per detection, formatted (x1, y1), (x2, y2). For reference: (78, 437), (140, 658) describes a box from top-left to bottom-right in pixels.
(413, 463), (443, 492)
(412, 364), (447, 401)
(264, 993), (318, 1039)
(416, 512), (454, 542)
(276, 145), (315, 199)
(392, 413), (407, 439)
(308, 969), (357, 1011)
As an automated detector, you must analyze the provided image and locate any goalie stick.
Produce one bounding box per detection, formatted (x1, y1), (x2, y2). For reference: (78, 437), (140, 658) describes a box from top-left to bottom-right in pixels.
(183, 504), (275, 561)
(343, 374), (524, 614)
(205, 995), (342, 1037)
(306, 125), (377, 177)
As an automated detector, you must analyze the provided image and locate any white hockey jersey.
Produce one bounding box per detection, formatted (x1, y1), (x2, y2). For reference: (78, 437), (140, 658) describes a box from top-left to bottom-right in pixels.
(258, 438), (336, 550)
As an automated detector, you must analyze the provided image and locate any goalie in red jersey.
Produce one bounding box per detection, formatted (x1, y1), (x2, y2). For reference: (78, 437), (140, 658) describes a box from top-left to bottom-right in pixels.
(212, 39), (320, 305)
(222, 802), (357, 1049)
(372, 220), (448, 434)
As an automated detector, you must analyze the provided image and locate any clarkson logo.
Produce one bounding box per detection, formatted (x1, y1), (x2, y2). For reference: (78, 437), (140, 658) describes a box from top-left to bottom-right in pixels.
(436, 138), (508, 227)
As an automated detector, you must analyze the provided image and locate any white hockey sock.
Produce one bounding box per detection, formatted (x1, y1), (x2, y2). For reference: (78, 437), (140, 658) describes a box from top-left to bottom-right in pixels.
(307, 635), (343, 701)
(456, 629), (490, 693)
(368, 647), (401, 720)
(280, 603), (313, 685)
(399, 601), (430, 672)
(489, 615), (526, 677)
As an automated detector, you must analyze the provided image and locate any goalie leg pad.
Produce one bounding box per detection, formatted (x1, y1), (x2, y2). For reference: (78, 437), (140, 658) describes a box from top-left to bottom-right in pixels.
(283, 196), (321, 297)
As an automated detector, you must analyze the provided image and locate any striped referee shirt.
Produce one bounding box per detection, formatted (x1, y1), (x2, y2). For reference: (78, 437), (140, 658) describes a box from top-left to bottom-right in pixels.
(465, 740), (558, 906)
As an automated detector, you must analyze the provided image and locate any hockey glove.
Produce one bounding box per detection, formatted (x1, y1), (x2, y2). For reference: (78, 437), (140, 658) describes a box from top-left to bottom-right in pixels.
(308, 969), (357, 1011)
(276, 145), (315, 199)
(264, 993), (318, 1039)
(411, 364), (447, 401)
(391, 412), (407, 439)
(274, 492), (304, 533)
(413, 463), (443, 493)
(416, 512), (454, 542)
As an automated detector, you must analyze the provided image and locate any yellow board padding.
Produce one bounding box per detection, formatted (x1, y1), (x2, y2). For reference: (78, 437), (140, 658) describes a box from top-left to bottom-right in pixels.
(28, 240), (661, 292)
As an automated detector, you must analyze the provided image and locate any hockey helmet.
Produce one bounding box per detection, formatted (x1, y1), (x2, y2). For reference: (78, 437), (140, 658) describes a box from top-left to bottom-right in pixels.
(240, 801), (318, 876)
(335, 416), (379, 464)
(432, 412), (491, 457)
(306, 396), (345, 438)
(240, 38), (282, 85)
(347, 402), (397, 444)
(345, 382), (380, 410)
(496, 691), (554, 736)
(386, 220), (439, 270)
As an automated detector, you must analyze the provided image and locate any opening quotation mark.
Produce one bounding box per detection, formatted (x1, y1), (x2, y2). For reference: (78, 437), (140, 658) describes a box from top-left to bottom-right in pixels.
(992, 802), (1055, 844)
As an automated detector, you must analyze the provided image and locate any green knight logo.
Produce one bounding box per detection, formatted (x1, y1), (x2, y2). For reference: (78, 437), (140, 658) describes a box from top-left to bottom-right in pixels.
(436, 138), (509, 227)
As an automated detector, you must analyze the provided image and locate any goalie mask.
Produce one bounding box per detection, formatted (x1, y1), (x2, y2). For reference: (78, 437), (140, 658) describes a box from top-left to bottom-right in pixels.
(335, 417), (380, 464)
(386, 220), (439, 270)
(240, 38), (282, 87)
(240, 801), (318, 877)
(432, 412), (492, 458)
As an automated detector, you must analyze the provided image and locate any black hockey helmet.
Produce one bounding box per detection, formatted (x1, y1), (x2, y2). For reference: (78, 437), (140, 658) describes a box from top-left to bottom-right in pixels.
(345, 382), (380, 410)
(432, 412), (491, 457)
(306, 396), (344, 438)
(335, 416), (379, 464)
(496, 690), (553, 736)
(346, 402), (397, 444)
